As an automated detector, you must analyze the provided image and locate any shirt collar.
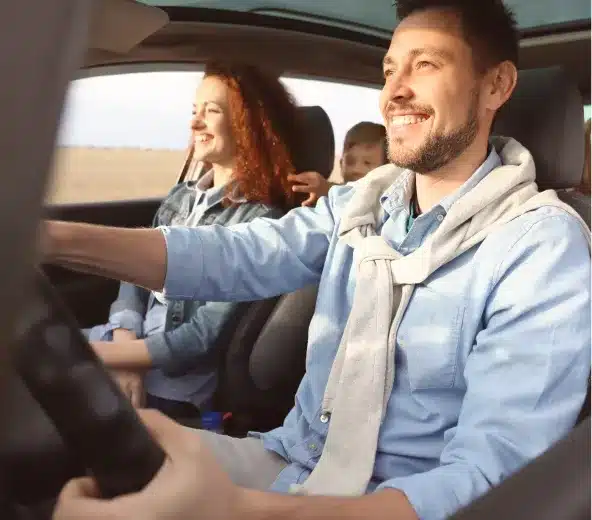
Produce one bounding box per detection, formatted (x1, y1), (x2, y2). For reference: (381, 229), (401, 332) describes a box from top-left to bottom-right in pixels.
(195, 169), (214, 191)
(194, 168), (247, 204)
(438, 145), (501, 212)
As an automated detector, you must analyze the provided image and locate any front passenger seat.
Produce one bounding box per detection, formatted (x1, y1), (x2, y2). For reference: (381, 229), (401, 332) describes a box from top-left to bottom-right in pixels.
(213, 106), (334, 436)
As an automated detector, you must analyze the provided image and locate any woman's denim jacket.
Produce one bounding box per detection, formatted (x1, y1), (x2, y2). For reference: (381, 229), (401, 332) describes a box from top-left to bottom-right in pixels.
(107, 180), (284, 376)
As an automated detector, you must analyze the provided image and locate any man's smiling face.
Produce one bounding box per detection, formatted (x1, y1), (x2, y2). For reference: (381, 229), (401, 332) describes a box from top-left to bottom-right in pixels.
(380, 7), (484, 173)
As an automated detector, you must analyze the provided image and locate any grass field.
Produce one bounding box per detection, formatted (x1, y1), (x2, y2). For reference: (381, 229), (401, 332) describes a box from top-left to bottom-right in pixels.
(47, 147), (342, 204)
(47, 147), (187, 204)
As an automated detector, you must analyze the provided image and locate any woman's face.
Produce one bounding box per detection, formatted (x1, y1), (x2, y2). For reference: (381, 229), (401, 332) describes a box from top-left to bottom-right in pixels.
(191, 76), (236, 166)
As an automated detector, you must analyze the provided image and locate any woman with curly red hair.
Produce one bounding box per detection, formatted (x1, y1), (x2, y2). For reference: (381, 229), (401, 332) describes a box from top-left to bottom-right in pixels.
(84, 61), (303, 425)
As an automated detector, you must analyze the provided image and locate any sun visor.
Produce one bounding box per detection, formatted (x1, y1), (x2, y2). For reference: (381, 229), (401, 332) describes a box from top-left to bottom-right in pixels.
(88, 0), (169, 54)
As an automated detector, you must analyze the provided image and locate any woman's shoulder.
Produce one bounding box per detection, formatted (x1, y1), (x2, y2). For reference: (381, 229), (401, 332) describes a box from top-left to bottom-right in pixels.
(219, 201), (285, 224)
(162, 181), (196, 200)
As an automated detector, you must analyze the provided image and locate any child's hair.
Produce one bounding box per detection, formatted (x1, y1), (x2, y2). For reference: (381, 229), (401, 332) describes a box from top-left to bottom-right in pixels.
(343, 122), (388, 163)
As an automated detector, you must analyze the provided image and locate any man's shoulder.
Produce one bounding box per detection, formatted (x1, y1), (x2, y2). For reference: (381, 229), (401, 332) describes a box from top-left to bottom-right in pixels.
(326, 182), (357, 211)
(480, 205), (590, 270)
(498, 205), (586, 240)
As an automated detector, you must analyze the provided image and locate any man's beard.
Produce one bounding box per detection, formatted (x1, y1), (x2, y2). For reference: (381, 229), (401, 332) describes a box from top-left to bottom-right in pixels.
(387, 91), (479, 174)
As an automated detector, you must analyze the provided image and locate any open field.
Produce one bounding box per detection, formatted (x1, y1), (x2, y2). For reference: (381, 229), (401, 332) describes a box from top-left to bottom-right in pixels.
(47, 147), (187, 204)
(47, 147), (342, 205)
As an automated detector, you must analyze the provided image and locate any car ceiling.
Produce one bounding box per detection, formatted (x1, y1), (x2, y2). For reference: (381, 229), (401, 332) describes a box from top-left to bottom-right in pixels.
(138, 0), (591, 36)
(84, 1), (591, 101)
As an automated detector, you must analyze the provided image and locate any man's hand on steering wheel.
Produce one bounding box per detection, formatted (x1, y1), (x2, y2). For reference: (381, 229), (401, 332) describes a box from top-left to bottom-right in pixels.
(52, 410), (243, 520)
(110, 369), (145, 408)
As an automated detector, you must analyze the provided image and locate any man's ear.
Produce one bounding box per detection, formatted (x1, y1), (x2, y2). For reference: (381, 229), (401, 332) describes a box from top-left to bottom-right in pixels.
(483, 61), (518, 113)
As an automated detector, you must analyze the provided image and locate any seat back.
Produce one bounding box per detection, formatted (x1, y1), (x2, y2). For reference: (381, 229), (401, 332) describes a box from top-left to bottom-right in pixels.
(215, 286), (318, 435)
(492, 67), (591, 226)
(493, 67), (585, 191)
(213, 107), (334, 435)
(177, 104), (336, 185)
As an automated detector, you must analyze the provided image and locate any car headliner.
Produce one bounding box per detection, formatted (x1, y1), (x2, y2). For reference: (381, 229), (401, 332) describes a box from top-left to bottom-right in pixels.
(139, 0), (591, 36)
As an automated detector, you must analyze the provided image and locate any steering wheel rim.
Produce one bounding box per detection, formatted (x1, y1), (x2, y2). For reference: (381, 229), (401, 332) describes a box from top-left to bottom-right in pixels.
(14, 271), (166, 500)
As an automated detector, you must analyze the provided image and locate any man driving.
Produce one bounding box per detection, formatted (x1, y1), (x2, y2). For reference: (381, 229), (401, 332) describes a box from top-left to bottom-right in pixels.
(47, 1), (591, 519)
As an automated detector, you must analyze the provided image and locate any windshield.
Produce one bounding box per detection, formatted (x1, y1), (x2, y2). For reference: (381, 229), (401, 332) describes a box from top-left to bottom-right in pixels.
(140, 0), (591, 34)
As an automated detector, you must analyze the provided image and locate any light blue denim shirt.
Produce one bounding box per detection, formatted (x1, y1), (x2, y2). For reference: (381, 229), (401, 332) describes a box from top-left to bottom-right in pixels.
(160, 145), (591, 520)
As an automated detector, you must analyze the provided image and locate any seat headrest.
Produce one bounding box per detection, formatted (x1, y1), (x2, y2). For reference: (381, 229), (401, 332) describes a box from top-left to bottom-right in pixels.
(493, 67), (585, 190)
(294, 106), (335, 179)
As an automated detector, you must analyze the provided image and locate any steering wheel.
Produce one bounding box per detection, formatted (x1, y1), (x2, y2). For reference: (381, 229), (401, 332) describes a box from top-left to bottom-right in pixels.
(2, 271), (165, 505)
(5, 272), (165, 504)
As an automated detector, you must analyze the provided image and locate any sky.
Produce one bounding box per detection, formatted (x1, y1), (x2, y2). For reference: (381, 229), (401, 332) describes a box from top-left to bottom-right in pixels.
(56, 71), (384, 153)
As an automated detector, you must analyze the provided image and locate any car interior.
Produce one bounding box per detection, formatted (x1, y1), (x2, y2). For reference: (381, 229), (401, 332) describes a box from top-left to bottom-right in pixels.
(0, 1), (589, 519)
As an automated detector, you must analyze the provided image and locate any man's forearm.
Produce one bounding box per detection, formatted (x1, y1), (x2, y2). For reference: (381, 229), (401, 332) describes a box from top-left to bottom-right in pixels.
(239, 489), (418, 520)
(43, 221), (167, 291)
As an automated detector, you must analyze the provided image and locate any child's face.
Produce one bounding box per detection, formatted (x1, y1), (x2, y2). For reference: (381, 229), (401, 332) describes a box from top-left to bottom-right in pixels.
(340, 142), (386, 183)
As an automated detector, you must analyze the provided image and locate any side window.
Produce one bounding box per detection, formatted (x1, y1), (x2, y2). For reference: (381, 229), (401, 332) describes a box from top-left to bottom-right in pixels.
(49, 68), (383, 204)
(281, 77), (383, 182)
(49, 70), (203, 205)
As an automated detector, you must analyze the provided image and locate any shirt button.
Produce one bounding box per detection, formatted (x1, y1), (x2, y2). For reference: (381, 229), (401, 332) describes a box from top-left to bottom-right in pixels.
(309, 443), (317, 451)
(437, 214), (444, 222)
(320, 413), (330, 424)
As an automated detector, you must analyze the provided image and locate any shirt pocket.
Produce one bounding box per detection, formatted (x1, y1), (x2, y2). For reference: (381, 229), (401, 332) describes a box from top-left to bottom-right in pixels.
(396, 285), (464, 390)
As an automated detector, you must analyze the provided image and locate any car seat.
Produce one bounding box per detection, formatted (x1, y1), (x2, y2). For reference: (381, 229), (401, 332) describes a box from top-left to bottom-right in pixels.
(211, 106), (334, 435)
(493, 67), (591, 227)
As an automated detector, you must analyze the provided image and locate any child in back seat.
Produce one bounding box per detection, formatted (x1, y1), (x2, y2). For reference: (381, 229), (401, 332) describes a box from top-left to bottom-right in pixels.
(289, 121), (388, 206)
